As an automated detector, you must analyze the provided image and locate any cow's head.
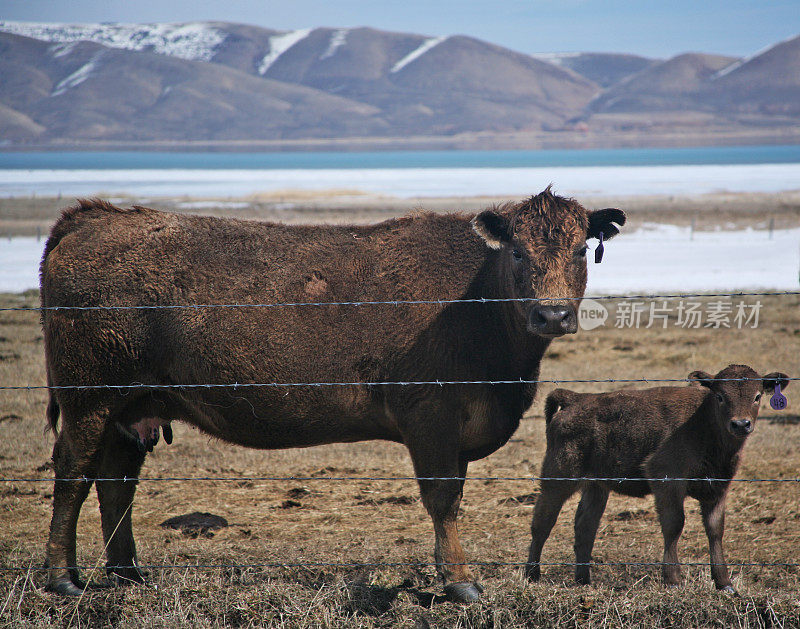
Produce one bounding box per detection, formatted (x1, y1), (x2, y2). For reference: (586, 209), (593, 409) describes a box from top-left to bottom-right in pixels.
(689, 365), (790, 438)
(471, 186), (625, 338)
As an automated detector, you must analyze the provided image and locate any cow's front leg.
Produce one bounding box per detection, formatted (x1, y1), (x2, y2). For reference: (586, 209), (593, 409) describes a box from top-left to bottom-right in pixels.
(652, 482), (687, 587)
(701, 495), (735, 594)
(403, 416), (481, 602)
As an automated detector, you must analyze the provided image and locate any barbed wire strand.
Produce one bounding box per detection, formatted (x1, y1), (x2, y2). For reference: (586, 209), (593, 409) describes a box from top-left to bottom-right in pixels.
(2, 375), (796, 391)
(2, 560), (797, 573)
(2, 290), (797, 312)
(2, 475), (798, 483)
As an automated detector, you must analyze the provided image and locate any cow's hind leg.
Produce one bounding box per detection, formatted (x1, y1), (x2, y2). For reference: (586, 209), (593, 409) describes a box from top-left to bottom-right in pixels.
(45, 413), (106, 596)
(96, 425), (147, 585)
(573, 483), (609, 584)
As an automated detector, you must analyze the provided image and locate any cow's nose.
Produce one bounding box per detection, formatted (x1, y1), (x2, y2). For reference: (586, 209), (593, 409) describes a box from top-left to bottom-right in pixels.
(730, 419), (753, 436)
(528, 305), (577, 336)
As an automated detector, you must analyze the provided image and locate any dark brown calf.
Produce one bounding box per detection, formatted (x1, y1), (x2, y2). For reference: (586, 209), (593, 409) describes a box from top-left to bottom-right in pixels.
(40, 189), (625, 600)
(526, 365), (789, 593)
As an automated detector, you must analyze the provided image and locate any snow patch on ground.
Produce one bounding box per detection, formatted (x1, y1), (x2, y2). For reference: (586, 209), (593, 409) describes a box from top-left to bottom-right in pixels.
(175, 201), (249, 209)
(48, 41), (77, 58)
(258, 28), (312, 75)
(3, 227), (798, 294)
(320, 29), (348, 60)
(531, 52), (581, 66)
(712, 34), (797, 80)
(51, 53), (102, 96)
(2, 163), (799, 199)
(391, 36), (446, 73)
(0, 21), (226, 62)
(587, 225), (800, 293)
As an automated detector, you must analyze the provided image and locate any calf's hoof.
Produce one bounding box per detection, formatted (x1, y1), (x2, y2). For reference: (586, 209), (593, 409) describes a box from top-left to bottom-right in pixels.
(444, 582), (483, 603)
(45, 576), (85, 597)
(719, 585), (739, 597)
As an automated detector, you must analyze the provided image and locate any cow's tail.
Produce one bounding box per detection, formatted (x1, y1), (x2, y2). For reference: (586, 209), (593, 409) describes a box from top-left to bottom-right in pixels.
(45, 369), (60, 434)
(544, 389), (577, 423)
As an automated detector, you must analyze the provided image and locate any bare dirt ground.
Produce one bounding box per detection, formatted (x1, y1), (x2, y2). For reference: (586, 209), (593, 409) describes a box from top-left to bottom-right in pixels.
(1, 285), (798, 627)
(1, 189), (800, 238)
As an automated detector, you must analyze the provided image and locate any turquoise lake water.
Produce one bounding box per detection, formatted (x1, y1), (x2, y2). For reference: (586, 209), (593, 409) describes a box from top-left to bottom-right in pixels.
(2, 144), (800, 170)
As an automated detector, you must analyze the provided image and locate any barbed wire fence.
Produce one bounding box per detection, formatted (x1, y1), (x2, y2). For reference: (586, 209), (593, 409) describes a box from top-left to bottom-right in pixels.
(1, 289), (798, 576)
(2, 290), (798, 311)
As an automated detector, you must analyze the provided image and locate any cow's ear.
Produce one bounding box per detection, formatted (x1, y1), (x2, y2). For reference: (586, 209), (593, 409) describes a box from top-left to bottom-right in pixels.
(472, 210), (511, 250)
(762, 372), (790, 392)
(588, 208), (626, 240)
(688, 370), (715, 389)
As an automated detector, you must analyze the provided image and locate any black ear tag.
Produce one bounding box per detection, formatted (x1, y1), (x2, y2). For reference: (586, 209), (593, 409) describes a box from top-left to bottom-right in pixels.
(594, 231), (604, 264)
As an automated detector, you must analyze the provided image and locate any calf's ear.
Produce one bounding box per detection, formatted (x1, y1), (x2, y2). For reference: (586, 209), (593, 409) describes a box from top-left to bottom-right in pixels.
(762, 372), (790, 392)
(688, 370), (715, 388)
(588, 208), (626, 240)
(472, 210), (512, 250)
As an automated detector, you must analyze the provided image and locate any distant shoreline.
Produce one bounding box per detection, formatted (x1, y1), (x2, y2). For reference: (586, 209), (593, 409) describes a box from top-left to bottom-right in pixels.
(4, 128), (800, 153)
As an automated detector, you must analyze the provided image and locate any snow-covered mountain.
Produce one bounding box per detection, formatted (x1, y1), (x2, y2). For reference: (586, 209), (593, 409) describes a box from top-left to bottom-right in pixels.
(0, 21), (595, 142)
(0, 21), (227, 61)
(0, 21), (797, 146)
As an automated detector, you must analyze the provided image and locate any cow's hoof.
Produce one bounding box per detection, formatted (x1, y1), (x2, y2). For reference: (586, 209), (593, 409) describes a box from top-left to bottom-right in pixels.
(719, 585), (739, 597)
(45, 576), (85, 597)
(107, 565), (147, 586)
(525, 565), (541, 582)
(444, 582), (483, 603)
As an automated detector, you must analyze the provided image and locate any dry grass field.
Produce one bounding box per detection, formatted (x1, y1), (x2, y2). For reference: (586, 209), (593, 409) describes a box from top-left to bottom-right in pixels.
(1, 285), (798, 627)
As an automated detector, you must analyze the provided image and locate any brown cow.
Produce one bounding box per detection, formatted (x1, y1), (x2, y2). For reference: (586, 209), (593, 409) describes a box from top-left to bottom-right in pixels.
(526, 365), (790, 594)
(39, 188), (625, 600)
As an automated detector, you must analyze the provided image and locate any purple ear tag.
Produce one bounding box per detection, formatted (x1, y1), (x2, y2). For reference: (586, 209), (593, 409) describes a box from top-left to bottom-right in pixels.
(770, 383), (787, 410)
(594, 231), (604, 264)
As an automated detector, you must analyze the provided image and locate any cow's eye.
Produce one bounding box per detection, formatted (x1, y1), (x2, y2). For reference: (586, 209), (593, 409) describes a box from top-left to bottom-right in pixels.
(754, 393), (762, 403)
(512, 249), (523, 261)
(577, 246), (588, 257)
(715, 392), (724, 404)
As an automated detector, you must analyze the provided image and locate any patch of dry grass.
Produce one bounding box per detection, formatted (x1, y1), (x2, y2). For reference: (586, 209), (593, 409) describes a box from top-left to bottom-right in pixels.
(1, 287), (799, 626)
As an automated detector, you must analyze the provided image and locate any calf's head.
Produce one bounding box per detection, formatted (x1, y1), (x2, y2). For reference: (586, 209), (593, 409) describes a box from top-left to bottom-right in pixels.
(689, 365), (790, 438)
(472, 186), (625, 338)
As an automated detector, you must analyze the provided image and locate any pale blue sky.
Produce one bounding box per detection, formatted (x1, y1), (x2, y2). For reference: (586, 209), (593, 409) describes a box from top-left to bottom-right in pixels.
(1, 0), (797, 58)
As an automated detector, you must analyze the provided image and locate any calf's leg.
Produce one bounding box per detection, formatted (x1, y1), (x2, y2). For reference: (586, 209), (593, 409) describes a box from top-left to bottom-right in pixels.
(652, 483), (687, 586)
(701, 496), (735, 594)
(96, 426), (147, 585)
(526, 480), (577, 581)
(45, 412), (107, 596)
(405, 424), (480, 602)
(573, 483), (610, 585)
